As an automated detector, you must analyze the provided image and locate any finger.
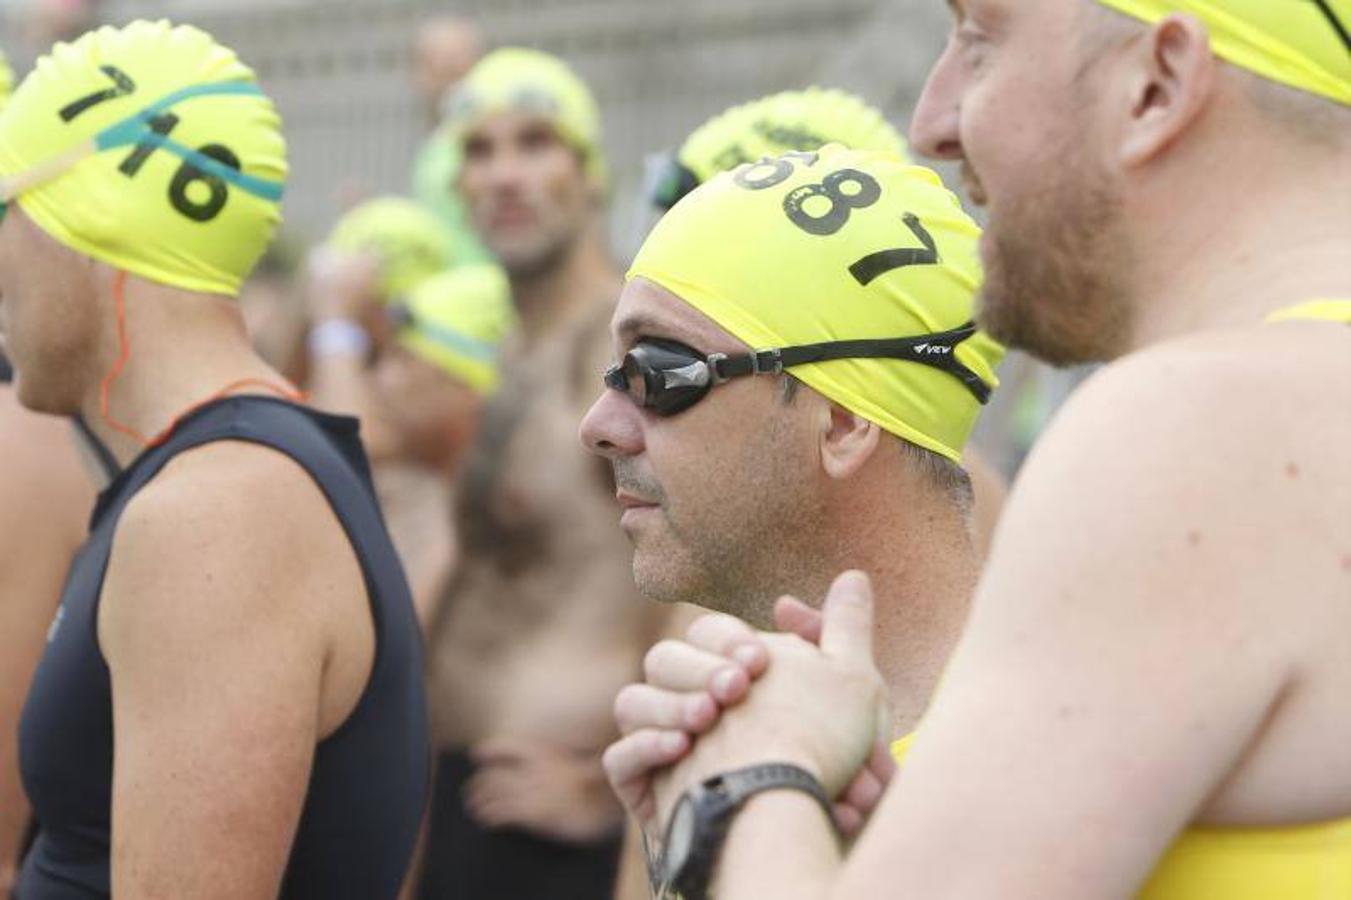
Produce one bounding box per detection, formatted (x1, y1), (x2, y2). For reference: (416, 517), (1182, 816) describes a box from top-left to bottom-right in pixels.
(840, 766), (885, 813)
(685, 614), (769, 676)
(644, 639), (749, 696)
(462, 773), (501, 819)
(614, 683), (718, 735)
(602, 730), (689, 812)
(833, 802), (865, 838)
(866, 737), (898, 788)
(819, 570), (876, 661)
(471, 794), (521, 830)
(773, 596), (823, 644)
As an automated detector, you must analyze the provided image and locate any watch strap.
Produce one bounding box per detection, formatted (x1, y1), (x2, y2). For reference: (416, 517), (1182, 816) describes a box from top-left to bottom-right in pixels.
(664, 762), (834, 900)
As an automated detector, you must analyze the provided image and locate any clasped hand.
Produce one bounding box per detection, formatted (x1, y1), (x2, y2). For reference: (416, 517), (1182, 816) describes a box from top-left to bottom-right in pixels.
(604, 571), (895, 840)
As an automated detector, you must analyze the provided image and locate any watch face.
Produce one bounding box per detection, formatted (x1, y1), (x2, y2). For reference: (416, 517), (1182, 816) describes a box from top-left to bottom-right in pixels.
(661, 795), (697, 882)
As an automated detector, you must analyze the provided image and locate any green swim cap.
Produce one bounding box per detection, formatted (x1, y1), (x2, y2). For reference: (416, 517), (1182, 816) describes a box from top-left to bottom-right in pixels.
(0, 21), (288, 296)
(395, 263), (516, 394)
(445, 47), (606, 184)
(1095, 0), (1350, 105)
(654, 87), (910, 210)
(630, 144), (1004, 462)
(326, 196), (455, 300)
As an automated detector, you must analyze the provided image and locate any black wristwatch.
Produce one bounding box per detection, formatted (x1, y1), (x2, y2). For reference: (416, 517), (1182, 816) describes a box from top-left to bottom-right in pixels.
(650, 763), (834, 900)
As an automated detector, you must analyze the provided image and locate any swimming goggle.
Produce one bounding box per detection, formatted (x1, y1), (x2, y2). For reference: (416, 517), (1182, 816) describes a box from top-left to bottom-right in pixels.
(603, 321), (991, 417)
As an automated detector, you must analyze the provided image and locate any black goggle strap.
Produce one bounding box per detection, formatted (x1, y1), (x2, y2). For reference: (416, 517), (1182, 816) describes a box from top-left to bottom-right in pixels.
(711, 321), (992, 405)
(1312, 0), (1351, 51)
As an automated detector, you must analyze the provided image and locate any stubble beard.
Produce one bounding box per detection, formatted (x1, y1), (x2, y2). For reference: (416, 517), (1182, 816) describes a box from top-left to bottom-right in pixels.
(976, 128), (1134, 367)
(619, 449), (825, 631)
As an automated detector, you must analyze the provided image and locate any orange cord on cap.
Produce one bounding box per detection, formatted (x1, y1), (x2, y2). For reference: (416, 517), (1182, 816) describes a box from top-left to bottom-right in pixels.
(99, 270), (307, 449)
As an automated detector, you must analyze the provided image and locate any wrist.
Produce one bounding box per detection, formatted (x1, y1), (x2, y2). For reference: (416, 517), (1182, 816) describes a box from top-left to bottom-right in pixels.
(308, 317), (371, 357)
(657, 762), (835, 900)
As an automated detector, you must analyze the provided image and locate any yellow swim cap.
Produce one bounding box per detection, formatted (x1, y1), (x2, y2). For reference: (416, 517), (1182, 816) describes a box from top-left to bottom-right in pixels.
(326, 196), (455, 300)
(629, 144), (1004, 462)
(1095, 0), (1351, 106)
(394, 263), (516, 394)
(0, 20), (287, 296)
(446, 47), (605, 184)
(654, 87), (909, 209)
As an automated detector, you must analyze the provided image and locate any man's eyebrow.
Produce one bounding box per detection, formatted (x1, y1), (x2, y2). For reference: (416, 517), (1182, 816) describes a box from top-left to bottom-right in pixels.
(614, 311), (682, 344)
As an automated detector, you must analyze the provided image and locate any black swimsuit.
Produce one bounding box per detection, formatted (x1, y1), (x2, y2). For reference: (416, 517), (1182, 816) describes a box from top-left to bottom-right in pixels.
(17, 396), (429, 899)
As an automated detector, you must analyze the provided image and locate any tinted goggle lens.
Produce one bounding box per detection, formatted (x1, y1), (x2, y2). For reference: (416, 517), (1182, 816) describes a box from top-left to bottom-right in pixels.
(605, 340), (714, 416)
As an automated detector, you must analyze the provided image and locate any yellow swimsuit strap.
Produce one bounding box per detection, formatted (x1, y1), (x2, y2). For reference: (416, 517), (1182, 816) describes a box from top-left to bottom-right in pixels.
(1265, 298), (1351, 324)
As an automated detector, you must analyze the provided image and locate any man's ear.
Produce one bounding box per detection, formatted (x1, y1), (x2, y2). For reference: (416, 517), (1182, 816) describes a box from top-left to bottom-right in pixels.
(1117, 13), (1217, 168)
(820, 402), (882, 481)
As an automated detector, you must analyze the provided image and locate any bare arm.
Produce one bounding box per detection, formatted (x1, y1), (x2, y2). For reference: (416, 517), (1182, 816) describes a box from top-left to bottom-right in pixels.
(612, 817), (656, 900)
(99, 443), (368, 898)
(0, 394), (93, 888)
(305, 253), (404, 462)
(628, 340), (1344, 898)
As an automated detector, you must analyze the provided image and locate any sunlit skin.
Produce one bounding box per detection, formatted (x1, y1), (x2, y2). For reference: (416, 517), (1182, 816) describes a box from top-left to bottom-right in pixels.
(0, 207), (110, 414)
(580, 278), (829, 629)
(910, 0), (1133, 364)
(457, 111), (601, 280)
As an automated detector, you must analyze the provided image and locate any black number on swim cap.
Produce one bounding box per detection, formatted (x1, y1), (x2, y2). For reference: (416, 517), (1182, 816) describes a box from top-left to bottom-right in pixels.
(169, 144), (240, 222)
(732, 151), (820, 191)
(849, 213), (940, 286)
(60, 65), (136, 122)
(118, 114), (180, 177)
(783, 168), (881, 237)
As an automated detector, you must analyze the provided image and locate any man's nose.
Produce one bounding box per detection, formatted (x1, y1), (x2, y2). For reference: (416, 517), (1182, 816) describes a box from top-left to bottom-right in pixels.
(579, 387), (645, 459)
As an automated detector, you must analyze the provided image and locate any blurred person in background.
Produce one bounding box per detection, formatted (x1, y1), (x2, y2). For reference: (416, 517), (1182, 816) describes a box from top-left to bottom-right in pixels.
(24, 0), (99, 47)
(0, 350), (97, 895)
(1, 22), (427, 896)
(0, 42), (96, 895)
(600, 1), (1351, 897)
(304, 199), (515, 623)
(416, 47), (669, 900)
(410, 16), (492, 266)
(237, 246), (308, 384)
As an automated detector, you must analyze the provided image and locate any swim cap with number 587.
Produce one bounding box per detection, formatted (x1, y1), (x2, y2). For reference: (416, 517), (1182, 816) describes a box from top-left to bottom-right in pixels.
(629, 144), (1003, 462)
(0, 20), (288, 296)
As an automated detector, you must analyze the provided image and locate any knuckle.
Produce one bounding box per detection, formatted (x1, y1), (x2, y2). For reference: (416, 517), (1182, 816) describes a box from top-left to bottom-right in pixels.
(601, 741), (624, 775)
(612, 686), (639, 723)
(686, 612), (749, 647)
(642, 641), (677, 678)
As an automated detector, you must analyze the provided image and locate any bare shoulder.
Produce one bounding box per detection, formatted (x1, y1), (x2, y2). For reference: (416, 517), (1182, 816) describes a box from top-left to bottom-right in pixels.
(100, 439), (363, 648)
(1026, 323), (1348, 494)
(991, 322), (1349, 637)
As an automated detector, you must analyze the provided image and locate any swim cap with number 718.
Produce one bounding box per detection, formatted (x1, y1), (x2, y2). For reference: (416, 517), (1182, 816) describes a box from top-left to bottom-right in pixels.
(0, 20), (288, 296)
